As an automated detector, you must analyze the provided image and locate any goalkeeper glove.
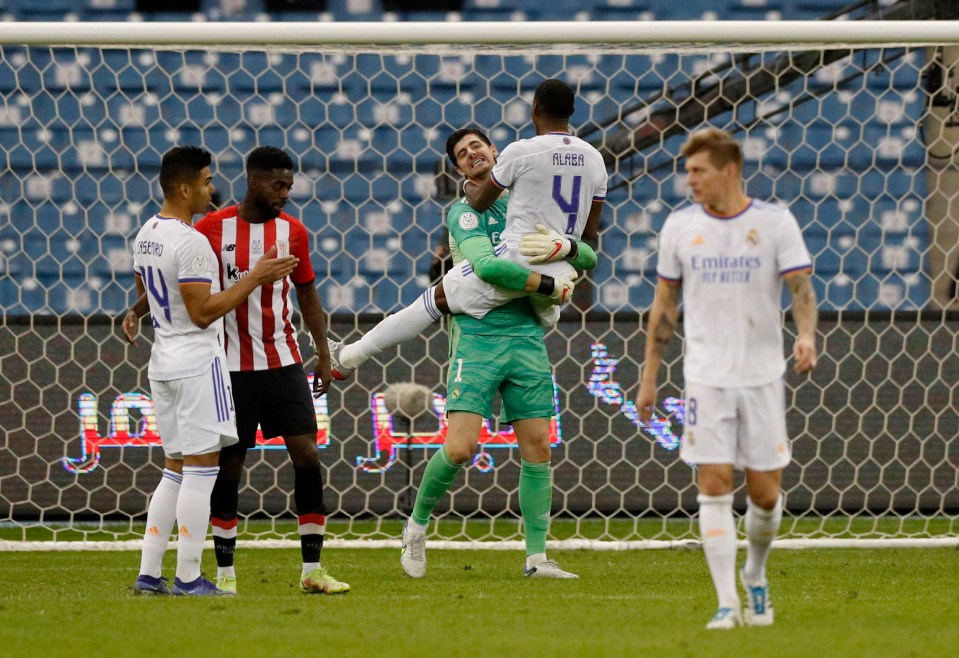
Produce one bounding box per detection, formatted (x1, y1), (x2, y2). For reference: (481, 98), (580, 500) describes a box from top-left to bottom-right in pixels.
(520, 224), (579, 265)
(537, 272), (578, 305)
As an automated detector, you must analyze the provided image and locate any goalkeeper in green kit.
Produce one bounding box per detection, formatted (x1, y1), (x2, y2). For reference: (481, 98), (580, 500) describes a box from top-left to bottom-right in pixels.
(330, 80), (607, 578)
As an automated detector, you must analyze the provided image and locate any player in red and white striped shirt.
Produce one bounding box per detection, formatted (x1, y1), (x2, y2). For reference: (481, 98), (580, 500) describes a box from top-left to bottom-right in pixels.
(194, 147), (347, 595)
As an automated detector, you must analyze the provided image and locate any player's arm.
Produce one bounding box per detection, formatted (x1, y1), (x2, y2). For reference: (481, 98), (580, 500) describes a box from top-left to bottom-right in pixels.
(181, 246), (298, 329)
(121, 275), (149, 347)
(636, 278), (681, 422)
(466, 175), (503, 213)
(295, 282), (332, 397)
(784, 269), (818, 373)
(459, 235), (574, 304)
(519, 200), (604, 269)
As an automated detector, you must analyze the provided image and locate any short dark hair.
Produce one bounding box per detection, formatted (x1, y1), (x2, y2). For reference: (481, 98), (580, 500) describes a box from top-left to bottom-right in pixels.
(159, 146), (211, 196)
(533, 78), (575, 120)
(445, 127), (491, 167)
(246, 146), (294, 173)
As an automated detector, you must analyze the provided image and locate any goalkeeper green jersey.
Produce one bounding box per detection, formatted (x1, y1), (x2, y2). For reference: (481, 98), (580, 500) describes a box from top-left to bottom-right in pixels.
(446, 194), (542, 339)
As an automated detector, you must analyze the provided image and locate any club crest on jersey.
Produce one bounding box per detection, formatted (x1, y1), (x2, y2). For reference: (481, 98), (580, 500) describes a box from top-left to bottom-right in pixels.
(458, 212), (479, 231)
(191, 255), (208, 275)
(747, 229), (759, 245)
(251, 239), (263, 252)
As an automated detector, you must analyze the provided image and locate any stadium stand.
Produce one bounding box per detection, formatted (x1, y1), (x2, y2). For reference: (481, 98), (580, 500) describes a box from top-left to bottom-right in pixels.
(0, 0), (934, 313)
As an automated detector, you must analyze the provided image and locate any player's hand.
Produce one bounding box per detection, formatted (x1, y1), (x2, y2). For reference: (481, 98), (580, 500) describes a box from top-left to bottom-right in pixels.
(520, 224), (574, 265)
(312, 351), (333, 398)
(250, 245), (299, 285)
(793, 335), (817, 374)
(463, 179), (481, 206)
(636, 381), (657, 423)
(120, 309), (139, 347)
(548, 271), (578, 305)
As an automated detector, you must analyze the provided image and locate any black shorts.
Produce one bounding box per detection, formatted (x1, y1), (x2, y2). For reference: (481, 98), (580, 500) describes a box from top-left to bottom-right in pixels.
(229, 363), (318, 449)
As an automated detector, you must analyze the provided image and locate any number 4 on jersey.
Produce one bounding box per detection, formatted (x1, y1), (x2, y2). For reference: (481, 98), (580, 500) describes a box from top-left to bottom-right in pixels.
(552, 174), (582, 235)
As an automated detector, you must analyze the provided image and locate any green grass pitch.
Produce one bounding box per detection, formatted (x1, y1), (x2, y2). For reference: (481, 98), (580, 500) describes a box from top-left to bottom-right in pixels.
(1, 547), (957, 657)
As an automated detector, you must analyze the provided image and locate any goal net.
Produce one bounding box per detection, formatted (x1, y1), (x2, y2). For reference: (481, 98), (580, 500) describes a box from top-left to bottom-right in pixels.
(2, 19), (958, 549)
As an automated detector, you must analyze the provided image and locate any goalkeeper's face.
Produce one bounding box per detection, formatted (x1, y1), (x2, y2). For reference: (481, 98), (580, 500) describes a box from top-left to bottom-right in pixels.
(452, 134), (497, 183)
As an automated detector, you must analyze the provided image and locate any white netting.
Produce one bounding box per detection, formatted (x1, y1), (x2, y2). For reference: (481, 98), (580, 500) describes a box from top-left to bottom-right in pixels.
(2, 22), (958, 547)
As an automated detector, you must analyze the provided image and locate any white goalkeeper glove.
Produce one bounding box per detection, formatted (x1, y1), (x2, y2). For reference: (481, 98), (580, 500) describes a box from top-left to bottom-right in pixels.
(542, 271), (578, 305)
(520, 224), (578, 265)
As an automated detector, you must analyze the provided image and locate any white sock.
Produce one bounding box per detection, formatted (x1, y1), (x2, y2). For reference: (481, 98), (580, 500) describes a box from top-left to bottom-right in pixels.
(742, 495), (782, 584)
(340, 287), (441, 369)
(139, 469), (182, 578)
(175, 465), (219, 583)
(698, 493), (739, 609)
(217, 566), (236, 579)
(301, 562), (321, 577)
(406, 519), (428, 534)
(525, 552), (547, 569)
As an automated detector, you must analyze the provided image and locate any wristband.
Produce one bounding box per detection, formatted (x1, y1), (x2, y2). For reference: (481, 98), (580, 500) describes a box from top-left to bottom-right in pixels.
(536, 275), (556, 296)
(567, 239), (579, 260)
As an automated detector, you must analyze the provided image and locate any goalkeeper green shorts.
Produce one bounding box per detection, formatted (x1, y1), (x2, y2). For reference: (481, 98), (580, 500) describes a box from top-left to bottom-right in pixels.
(445, 329), (554, 422)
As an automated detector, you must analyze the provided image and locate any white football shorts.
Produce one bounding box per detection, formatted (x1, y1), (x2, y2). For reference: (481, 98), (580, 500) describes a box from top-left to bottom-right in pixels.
(441, 243), (574, 329)
(679, 378), (790, 471)
(151, 353), (239, 459)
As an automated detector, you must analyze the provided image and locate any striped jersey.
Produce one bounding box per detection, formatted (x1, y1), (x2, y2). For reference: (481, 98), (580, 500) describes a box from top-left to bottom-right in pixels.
(656, 199), (812, 387)
(132, 214), (224, 381)
(490, 132), (607, 251)
(195, 206), (315, 372)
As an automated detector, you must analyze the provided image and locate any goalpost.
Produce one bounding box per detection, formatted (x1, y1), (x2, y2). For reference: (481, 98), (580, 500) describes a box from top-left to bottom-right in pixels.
(2, 19), (958, 551)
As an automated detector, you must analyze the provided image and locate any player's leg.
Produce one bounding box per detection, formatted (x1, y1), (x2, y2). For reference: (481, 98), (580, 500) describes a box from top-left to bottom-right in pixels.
(174, 449), (223, 595)
(334, 284), (446, 376)
(171, 355), (239, 596)
(697, 465), (740, 628)
(401, 410), (480, 578)
(285, 433), (350, 594)
(135, 458), (180, 594)
(210, 443), (247, 593)
(505, 340), (576, 578)
(741, 468), (782, 627)
(739, 380), (791, 626)
(134, 379), (181, 595)
(210, 369), (258, 593)
(682, 383), (742, 629)
(401, 326), (490, 577)
(262, 364), (349, 593)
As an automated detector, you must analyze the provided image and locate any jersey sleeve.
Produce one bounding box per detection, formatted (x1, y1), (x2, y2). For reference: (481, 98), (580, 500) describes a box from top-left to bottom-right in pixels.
(489, 142), (523, 190)
(777, 208), (813, 275)
(176, 232), (215, 285)
(592, 155), (609, 201)
(447, 202), (490, 245)
(655, 215), (682, 282)
(289, 220), (316, 286)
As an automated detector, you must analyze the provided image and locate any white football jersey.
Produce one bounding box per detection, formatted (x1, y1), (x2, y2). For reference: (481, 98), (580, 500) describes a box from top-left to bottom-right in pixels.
(491, 132), (608, 251)
(656, 199), (812, 387)
(132, 214), (224, 381)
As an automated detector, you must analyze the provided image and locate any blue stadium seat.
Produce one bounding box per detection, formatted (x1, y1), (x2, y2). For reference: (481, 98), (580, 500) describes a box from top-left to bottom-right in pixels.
(3, 127), (59, 169)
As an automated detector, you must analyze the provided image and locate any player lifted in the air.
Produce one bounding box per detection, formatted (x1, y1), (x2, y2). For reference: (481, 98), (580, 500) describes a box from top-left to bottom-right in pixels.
(329, 79), (607, 379)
